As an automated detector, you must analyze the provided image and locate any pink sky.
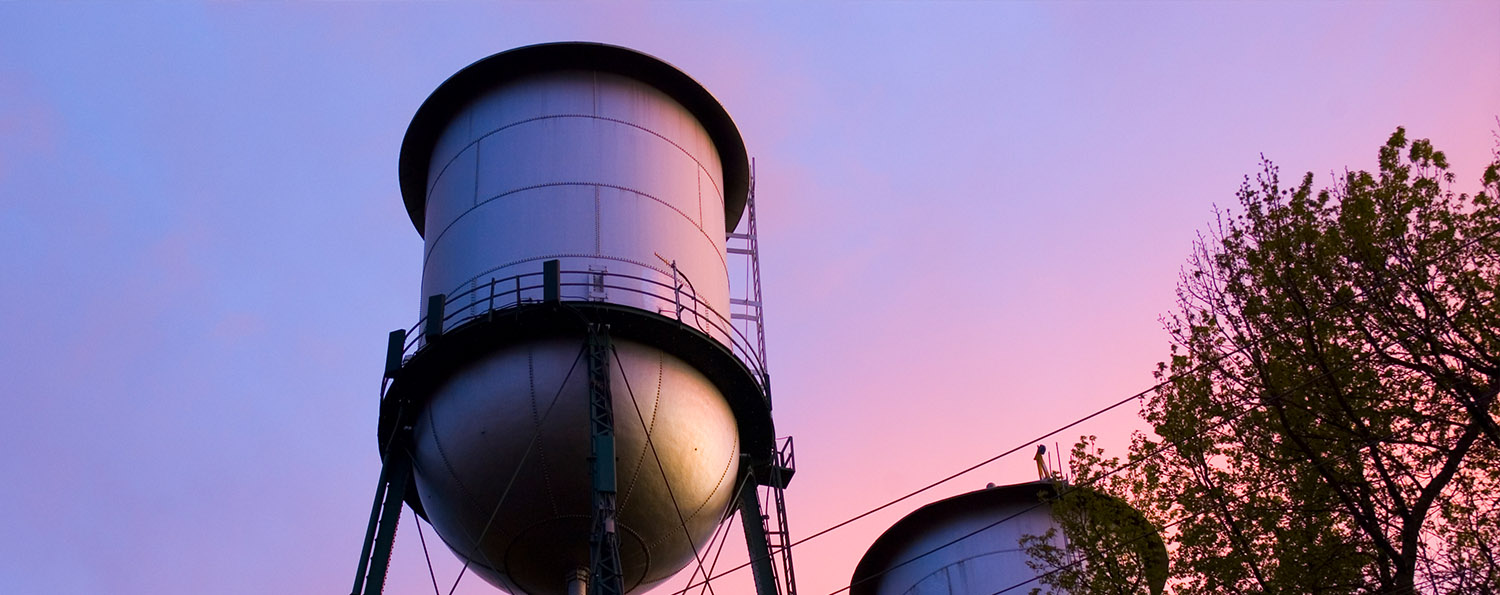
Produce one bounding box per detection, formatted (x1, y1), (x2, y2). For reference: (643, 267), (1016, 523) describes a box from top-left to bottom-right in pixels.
(1, 3), (1496, 595)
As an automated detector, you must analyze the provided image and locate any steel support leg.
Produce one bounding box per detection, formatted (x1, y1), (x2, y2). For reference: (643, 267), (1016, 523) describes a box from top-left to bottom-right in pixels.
(739, 474), (780, 595)
(351, 446), (411, 595)
(586, 324), (625, 595)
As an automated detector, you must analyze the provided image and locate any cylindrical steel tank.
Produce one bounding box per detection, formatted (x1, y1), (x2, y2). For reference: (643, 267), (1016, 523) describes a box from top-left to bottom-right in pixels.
(417, 63), (731, 342)
(849, 481), (1166, 595)
(381, 43), (770, 595)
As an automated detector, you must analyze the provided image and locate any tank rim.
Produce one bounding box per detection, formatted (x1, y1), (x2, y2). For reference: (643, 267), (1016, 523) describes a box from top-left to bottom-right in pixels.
(377, 301), (776, 522)
(849, 481), (1059, 595)
(397, 41), (752, 236)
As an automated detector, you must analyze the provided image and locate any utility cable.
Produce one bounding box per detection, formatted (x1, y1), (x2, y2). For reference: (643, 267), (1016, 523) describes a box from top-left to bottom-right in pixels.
(986, 418), (1456, 595)
(858, 357), (1377, 595)
(696, 497), (742, 595)
(867, 318), (1487, 595)
(985, 446), (1361, 594)
(689, 471), (753, 595)
(672, 225), (1500, 595)
(846, 302), (1490, 595)
(386, 198), (1500, 595)
(670, 381), (1165, 595)
(839, 382), (1268, 595)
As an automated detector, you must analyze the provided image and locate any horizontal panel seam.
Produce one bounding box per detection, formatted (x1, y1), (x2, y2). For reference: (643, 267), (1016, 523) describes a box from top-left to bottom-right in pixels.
(426, 113), (725, 209)
(424, 181), (727, 277)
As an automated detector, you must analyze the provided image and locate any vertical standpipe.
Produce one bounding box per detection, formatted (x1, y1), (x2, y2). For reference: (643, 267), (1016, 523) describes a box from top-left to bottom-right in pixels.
(381, 43), (775, 595)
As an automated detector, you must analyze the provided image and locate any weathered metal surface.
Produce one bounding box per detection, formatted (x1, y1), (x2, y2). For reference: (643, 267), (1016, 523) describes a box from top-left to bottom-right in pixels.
(416, 67), (732, 346)
(850, 482), (1065, 595)
(391, 43), (760, 595)
(410, 337), (740, 595)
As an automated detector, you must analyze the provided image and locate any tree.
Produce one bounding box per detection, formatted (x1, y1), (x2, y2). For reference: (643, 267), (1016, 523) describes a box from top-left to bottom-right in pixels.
(1026, 129), (1500, 595)
(1019, 438), (1168, 595)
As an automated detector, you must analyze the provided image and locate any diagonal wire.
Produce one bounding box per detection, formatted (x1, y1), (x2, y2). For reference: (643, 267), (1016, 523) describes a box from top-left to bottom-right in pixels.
(864, 316), (1489, 595)
(986, 418), (1462, 595)
(697, 497), (742, 595)
(841, 387), (1267, 595)
(692, 471), (754, 595)
(685, 483), (740, 595)
(843, 317), (1463, 595)
(985, 443), (1372, 594)
(671, 383), (1163, 595)
(611, 343), (720, 595)
(444, 342), (588, 595)
(411, 508), (442, 595)
(669, 224), (1500, 595)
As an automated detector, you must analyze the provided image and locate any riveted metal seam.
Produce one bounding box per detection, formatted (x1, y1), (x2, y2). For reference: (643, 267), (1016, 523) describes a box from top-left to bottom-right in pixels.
(423, 181), (728, 278)
(616, 350), (663, 513)
(424, 400), (487, 524)
(427, 113), (725, 211)
(529, 347), (562, 517)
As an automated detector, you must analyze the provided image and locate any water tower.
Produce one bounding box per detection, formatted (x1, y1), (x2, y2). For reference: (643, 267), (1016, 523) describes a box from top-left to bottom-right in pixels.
(849, 479), (1165, 595)
(349, 43), (797, 595)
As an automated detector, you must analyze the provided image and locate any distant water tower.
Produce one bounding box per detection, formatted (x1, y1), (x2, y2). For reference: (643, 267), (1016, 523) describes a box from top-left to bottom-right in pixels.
(350, 43), (797, 595)
(849, 480), (1165, 595)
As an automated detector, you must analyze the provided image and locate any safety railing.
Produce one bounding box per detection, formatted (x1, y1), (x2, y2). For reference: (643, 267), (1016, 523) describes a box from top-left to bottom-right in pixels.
(388, 265), (771, 401)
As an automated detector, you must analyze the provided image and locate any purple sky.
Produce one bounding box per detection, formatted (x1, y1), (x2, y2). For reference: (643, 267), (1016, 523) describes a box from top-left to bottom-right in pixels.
(2, 3), (1496, 595)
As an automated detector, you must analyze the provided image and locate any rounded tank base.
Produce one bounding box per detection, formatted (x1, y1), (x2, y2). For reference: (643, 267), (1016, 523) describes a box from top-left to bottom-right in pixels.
(409, 335), (739, 595)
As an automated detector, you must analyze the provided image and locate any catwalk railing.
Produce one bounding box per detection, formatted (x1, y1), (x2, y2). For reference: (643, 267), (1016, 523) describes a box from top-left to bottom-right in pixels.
(384, 266), (772, 404)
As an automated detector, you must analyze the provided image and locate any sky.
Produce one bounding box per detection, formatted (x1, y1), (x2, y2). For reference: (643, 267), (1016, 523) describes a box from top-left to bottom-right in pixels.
(1, 3), (1497, 595)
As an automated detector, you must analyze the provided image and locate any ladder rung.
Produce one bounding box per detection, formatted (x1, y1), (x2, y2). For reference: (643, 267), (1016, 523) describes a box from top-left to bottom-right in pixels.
(727, 247), (754, 255)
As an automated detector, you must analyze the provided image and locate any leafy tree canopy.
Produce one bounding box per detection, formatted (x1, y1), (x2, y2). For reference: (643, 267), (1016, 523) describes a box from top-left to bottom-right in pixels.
(1025, 128), (1500, 595)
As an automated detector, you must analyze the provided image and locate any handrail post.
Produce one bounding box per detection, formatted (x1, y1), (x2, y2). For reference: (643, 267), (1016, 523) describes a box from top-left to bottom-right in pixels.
(672, 261), (682, 322)
(424, 294), (445, 341)
(383, 330), (406, 379)
(691, 284), (700, 324)
(544, 260), (561, 303)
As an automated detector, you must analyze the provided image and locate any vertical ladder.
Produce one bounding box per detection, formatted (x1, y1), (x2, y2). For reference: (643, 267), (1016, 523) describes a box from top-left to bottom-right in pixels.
(728, 159), (771, 405)
(740, 437), (798, 595)
(765, 438), (798, 595)
(728, 162), (799, 595)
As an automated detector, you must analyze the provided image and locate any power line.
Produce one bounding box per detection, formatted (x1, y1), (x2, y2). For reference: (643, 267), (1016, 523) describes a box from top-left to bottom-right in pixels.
(840, 371), (1274, 595)
(872, 296), (1498, 595)
(390, 186), (1500, 595)
(834, 326), (1453, 595)
(690, 473), (753, 595)
(985, 423), (1466, 595)
(673, 225), (1500, 595)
